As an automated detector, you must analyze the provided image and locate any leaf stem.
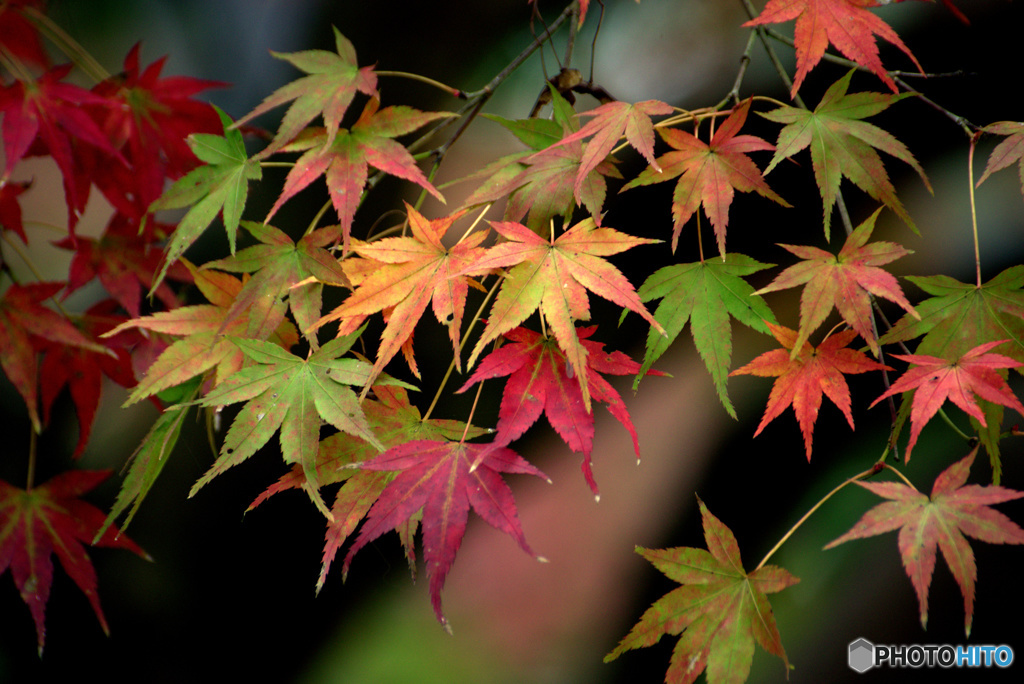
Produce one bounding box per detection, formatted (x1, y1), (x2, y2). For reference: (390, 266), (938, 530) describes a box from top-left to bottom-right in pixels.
(376, 70), (466, 99)
(753, 466), (876, 572)
(967, 136), (982, 287)
(23, 6), (110, 83)
(27, 426), (37, 490)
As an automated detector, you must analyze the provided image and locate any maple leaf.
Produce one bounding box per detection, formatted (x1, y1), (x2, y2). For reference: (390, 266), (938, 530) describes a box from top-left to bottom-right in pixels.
(825, 447), (1024, 635)
(86, 42), (225, 213)
(605, 497), (799, 684)
(148, 106), (262, 288)
(38, 300), (140, 458)
(0, 470), (148, 655)
(754, 207), (917, 356)
(0, 1), (49, 68)
(192, 331), (398, 515)
(543, 98), (673, 204)
(56, 212), (191, 317)
(457, 324), (662, 496)
(621, 99), (789, 254)
(202, 220), (350, 344)
(976, 121), (1024, 199)
(247, 385), (487, 591)
(743, 0), (923, 96)
(731, 323), (890, 459)
(760, 70), (931, 238)
(342, 439), (548, 632)
(264, 98), (452, 252)
(316, 204), (484, 387)
(870, 340), (1024, 462)
(108, 266), (298, 405)
(232, 26), (378, 160)
(0, 63), (122, 230)
(635, 253), (777, 418)
(0, 282), (107, 432)
(0, 179), (30, 243)
(464, 217), (663, 412)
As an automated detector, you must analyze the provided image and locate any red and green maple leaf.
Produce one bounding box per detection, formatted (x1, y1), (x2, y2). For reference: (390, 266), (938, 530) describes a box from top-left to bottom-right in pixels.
(870, 340), (1024, 462)
(743, 0), (923, 96)
(621, 99), (789, 254)
(731, 323), (890, 459)
(0, 63), (122, 230)
(232, 26), (378, 160)
(247, 385), (487, 592)
(0, 469), (148, 655)
(976, 121), (1024, 200)
(605, 497), (799, 684)
(760, 70), (931, 238)
(316, 204), (484, 386)
(464, 217), (663, 411)
(38, 299), (140, 458)
(0, 282), (107, 432)
(825, 447), (1024, 635)
(879, 265), (1024, 477)
(635, 253), (777, 418)
(202, 220), (350, 344)
(264, 97), (452, 252)
(342, 438), (548, 632)
(56, 212), (190, 317)
(544, 97), (673, 204)
(109, 265), (298, 404)
(86, 42), (225, 212)
(460, 90), (620, 233)
(192, 330), (396, 515)
(457, 324), (662, 497)
(754, 207), (917, 356)
(148, 106), (262, 288)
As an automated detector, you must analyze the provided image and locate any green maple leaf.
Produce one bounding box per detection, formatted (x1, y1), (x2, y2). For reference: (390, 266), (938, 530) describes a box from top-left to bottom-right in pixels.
(192, 330), (407, 514)
(634, 253), (776, 418)
(149, 106), (262, 289)
(203, 221), (350, 345)
(760, 70), (931, 239)
(605, 498), (799, 684)
(232, 26), (378, 159)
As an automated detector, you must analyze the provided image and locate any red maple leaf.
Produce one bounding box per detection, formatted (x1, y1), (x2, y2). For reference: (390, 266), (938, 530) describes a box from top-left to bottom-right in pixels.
(0, 282), (107, 432)
(56, 212), (190, 317)
(871, 340), (1024, 461)
(825, 447), (1024, 635)
(86, 43), (225, 213)
(38, 300), (141, 458)
(0, 469), (148, 654)
(0, 63), (122, 230)
(0, 1), (49, 69)
(621, 99), (789, 254)
(342, 439), (548, 631)
(743, 0), (923, 96)
(457, 325), (663, 496)
(0, 179), (30, 243)
(731, 323), (890, 459)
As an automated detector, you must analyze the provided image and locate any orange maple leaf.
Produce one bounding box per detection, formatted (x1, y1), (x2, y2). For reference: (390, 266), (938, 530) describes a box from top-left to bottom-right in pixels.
(871, 340), (1024, 461)
(743, 0), (923, 96)
(731, 323), (890, 459)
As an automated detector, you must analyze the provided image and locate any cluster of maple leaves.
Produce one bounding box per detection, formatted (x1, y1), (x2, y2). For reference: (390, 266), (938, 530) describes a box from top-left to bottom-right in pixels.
(3, 1), (1024, 681)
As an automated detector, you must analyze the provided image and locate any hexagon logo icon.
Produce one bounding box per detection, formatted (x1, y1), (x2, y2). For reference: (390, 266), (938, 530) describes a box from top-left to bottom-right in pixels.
(848, 638), (875, 673)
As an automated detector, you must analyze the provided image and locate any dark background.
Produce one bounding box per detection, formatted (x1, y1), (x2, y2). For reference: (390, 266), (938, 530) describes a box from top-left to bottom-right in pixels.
(3, 1), (1024, 682)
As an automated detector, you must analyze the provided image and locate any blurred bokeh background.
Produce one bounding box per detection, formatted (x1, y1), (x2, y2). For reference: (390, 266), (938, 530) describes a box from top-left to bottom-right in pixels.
(3, 1), (1024, 682)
